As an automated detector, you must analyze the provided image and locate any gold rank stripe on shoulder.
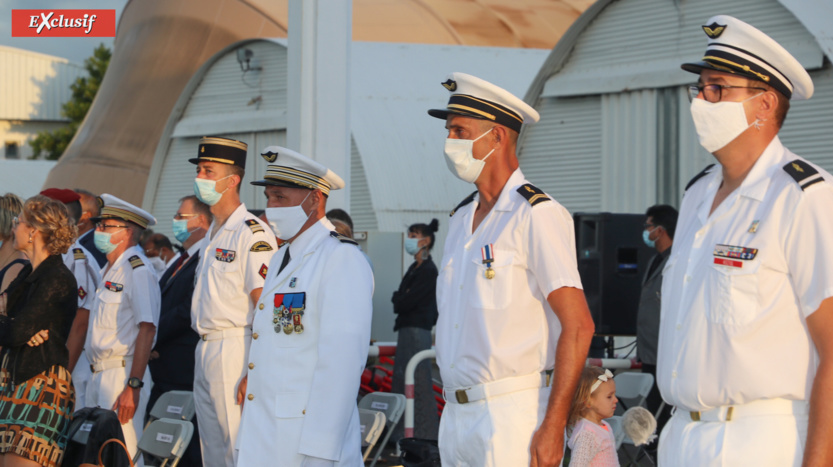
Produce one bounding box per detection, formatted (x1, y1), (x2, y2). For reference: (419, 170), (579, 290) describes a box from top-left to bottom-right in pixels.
(783, 159), (825, 191)
(129, 255), (145, 269)
(245, 219), (265, 234)
(73, 248), (86, 260)
(329, 231), (358, 246)
(517, 184), (550, 207)
(250, 241), (273, 252)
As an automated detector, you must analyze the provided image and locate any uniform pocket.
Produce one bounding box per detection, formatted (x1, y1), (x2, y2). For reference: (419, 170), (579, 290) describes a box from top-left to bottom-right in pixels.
(707, 260), (760, 326)
(468, 249), (515, 310)
(96, 290), (122, 329)
(275, 391), (307, 418)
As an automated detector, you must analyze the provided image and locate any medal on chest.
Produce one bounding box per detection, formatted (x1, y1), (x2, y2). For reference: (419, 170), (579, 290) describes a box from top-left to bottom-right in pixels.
(273, 292), (306, 334)
(481, 244), (495, 279)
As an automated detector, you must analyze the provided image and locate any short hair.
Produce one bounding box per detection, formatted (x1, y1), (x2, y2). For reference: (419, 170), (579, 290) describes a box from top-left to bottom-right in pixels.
(145, 233), (173, 252)
(65, 200), (82, 224)
(331, 219), (353, 239)
(326, 209), (353, 231)
(139, 228), (155, 246)
(645, 204), (679, 239)
(408, 218), (440, 250)
(179, 195), (213, 224)
(74, 189), (101, 217)
(0, 193), (23, 239)
(23, 195), (77, 255)
(225, 165), (245, 193)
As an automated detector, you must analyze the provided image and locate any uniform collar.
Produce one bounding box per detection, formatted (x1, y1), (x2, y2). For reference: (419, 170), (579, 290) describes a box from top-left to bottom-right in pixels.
(109, 244), (142, 272)
(285, 217), (333, 256)
(221, 203), (249, 231)
(479, 168), (525, 213)
(736, 136), (783, 202)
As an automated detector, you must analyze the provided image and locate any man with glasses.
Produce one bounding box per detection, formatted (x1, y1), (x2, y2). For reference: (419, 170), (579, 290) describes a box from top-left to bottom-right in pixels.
(657, 16), (833, 466)
(85, 194), (160, 463)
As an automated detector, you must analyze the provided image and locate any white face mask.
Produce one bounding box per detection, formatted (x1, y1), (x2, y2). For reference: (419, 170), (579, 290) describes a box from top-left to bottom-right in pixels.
(690, 93), (763, 153)
(444, 127), (496, 183)
(148, 256), (167, 274)
(265, 192), (312, 240)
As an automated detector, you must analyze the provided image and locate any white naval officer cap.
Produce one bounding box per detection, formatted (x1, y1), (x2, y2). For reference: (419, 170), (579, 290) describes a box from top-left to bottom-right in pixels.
(681, 15), (814, 100)
(251, 146), (345, 197)
(428, 72), (540, 133)
(92, 193), (157, 229)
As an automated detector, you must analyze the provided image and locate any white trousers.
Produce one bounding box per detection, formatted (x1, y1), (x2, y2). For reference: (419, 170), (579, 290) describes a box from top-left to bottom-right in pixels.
(72, 351), (92, 411)
(438, 386), (551, 467)
(194, 335), (249, 467)
(86, 365), (151, 465)
(659, 407), (808, 466)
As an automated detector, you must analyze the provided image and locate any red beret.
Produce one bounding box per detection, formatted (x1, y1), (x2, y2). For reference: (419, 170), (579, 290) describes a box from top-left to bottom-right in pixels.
(40, 188), (81, 204)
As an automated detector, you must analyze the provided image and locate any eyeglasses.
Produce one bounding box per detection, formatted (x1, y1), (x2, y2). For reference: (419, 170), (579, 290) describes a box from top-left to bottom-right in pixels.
(688, 84), (767, 103)
(173, 213), (198, 220)
(95, 223), (128, 231)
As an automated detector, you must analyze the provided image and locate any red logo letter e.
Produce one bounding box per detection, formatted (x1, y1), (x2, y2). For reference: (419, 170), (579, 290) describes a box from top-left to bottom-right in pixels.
(12, 9), (115, 37)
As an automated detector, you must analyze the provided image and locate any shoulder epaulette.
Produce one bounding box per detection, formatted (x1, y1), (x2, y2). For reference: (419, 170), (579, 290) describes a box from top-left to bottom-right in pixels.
(245, 219), (265, 234)
(129, 255), (144, 269)
(517, 183), (550, 207)
(450, 191), (477, 217)
(73, 248), (86, 261)
(685, 164), (716, 191)
(330, 231), (358, 246)
(783, 160), (825, 191)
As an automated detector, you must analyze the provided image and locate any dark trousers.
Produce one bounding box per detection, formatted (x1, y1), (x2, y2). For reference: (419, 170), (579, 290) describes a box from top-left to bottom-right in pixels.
(641, 363), (671, 436)
(145, 381), (203, 467)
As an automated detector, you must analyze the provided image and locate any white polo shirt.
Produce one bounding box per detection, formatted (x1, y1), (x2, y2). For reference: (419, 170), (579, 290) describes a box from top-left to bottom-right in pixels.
(62, 239), (101, 310)
(191, 203), (277, 335)
(436, 169), (583, 389)
(657, 137), (833, 411)
(85, 245), (161, 363)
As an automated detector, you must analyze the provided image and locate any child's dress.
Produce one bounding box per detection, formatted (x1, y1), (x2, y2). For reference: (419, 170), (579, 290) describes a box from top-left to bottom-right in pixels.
(567, 418), (620, 467)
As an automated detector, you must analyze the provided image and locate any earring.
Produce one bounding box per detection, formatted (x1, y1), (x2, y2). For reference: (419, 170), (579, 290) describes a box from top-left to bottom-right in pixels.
(28, 232), (33, 243)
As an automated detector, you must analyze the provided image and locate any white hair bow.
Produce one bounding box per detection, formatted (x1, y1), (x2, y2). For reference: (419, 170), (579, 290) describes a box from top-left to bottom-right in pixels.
(590, 369), (614, 393)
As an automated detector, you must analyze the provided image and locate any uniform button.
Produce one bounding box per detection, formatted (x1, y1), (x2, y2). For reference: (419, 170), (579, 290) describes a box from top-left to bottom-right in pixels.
(302, 409), (306, 415)
(450, 364), (454, 369)
(459, 285), (463, 290)
(676, 324), (681, 330)
(258, 303), (264, 310)
(248, 363), (255, 370)
(454, 324), (459, 329)
(253, 333), (259, 340)
(247, 394), (254, 401)
(672, 371), (678, 378)
(684, 275), (692, 283)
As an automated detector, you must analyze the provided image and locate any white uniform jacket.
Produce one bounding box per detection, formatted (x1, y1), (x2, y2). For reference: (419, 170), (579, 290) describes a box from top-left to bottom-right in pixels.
(658, 136), (833, 411)
(236, 218), (374, 466)
(62, 240), (102, 311)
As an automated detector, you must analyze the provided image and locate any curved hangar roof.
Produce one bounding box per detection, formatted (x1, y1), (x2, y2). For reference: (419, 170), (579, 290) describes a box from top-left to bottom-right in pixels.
(43, 0), (593, 204)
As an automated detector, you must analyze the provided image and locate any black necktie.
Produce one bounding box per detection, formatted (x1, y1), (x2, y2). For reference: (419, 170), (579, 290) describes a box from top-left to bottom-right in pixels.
(278, 247), (291, 274)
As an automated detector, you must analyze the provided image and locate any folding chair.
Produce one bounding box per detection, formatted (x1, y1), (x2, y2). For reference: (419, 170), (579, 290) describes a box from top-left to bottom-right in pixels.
(613, 372), (654, 415)
(604, 416), (626, 450)
(358, 409), (387, 462)
(358, 392), (406, 467)
(134, 418), (194, 467)
(146, 391), (196, 425)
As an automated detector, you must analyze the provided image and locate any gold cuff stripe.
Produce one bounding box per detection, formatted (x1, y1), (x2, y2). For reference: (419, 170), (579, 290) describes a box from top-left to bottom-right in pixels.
(703, 55), (771, 83)
(200, 137), (248, 151)
(101, 207), (150, 229)
(447, 104), (496, 121)
(462, 95), (524, 123)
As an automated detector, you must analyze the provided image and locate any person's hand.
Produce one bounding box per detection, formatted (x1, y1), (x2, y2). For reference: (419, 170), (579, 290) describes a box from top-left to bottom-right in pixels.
(149, 350), (160, 360)
(530, 421), (564, 467)
(27, 329), (49, 347)
(112, 385), (140, 424)
(236, 375), (248, 408)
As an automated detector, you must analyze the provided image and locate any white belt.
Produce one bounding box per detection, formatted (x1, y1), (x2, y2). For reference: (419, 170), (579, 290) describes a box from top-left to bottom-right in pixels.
(443, 372), (549, 405)
(200, 326), (252, 342)
(90, 356), (132, 374)
(678, 398), (809, 422)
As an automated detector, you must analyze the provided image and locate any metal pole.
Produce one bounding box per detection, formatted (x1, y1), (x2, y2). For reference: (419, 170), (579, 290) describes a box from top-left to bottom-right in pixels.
(403, 349), (436, 439)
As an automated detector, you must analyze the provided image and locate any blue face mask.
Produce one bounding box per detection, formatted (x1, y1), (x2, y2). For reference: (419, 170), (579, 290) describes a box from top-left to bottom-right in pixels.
(94, 230), (121, 254)
(642, 229), (656, 249)
(194, 176), (231, 206)
(404, 237), (423, 255)
(172, 219), (193, 243)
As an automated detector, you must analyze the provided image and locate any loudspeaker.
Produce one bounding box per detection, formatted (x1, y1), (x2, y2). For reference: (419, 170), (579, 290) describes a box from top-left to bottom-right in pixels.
(574, 212), (655, 335)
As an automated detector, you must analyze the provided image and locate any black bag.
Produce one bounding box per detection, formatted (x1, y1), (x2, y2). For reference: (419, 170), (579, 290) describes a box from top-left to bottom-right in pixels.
(399, 438), (441, 467)
(63, 407), (132, 467)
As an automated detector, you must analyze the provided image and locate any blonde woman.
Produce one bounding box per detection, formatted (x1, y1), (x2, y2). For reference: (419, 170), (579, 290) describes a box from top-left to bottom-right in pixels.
(0, 194), (27, 294)
(0, 196), (78, 467)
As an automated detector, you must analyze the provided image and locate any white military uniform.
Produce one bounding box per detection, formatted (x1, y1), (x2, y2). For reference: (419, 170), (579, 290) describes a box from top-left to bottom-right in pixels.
(85, 245), (160, 459)
(62, 240), (101, 411)
(436, 169), (583, 466)
(191, 203), (276, 467)
(235, 218), (373, 466)
(657, 137), (833, 466)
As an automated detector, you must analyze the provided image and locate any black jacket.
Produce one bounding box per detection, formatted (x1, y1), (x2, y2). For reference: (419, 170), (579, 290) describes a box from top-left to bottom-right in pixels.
(392, 256), (438, 331)
(148, 249), (201, 387)
(0, 254), (76, 385)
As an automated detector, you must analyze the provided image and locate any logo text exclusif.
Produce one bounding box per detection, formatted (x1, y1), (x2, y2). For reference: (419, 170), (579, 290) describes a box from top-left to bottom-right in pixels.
(11, 10), (116, 37)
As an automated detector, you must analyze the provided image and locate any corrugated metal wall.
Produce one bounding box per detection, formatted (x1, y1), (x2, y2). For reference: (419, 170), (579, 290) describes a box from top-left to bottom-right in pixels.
(350, 136), (378, 231)
(780, 68), (833, 169)
(0, 47), (84, 121)
(519, 95), (602, 213)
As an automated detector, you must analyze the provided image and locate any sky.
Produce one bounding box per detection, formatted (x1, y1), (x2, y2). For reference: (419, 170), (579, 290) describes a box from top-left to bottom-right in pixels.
(0, 0), (128, 64)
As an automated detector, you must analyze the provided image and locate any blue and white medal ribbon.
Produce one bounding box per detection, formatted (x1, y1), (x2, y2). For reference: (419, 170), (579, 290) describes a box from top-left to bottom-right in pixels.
(481, 244), (495, 279)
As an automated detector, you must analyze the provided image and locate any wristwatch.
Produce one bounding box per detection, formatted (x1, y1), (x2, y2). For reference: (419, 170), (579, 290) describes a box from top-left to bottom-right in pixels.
(127, 377), (144, 389)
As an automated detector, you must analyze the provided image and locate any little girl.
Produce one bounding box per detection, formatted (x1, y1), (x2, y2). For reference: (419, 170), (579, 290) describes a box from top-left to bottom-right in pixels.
(567, 366), (620, 467)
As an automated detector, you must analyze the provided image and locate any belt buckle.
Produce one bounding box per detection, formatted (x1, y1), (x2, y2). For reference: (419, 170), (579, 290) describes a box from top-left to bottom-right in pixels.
(455, 389), (469, 404)
(690, 411), (701, 422)
(90, 364), (95, 373)
(202, 334), (207, 341)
